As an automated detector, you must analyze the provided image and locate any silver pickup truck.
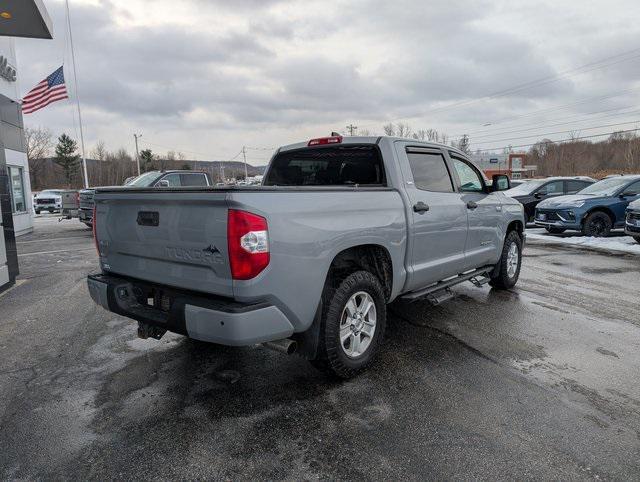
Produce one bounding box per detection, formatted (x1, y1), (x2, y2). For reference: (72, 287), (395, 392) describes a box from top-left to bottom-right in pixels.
(87, 136), (525, 378)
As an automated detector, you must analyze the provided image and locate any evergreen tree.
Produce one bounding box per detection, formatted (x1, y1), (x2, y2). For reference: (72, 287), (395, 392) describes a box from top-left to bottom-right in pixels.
(139, 148), (156, 171)
(54, 134), (80, 186)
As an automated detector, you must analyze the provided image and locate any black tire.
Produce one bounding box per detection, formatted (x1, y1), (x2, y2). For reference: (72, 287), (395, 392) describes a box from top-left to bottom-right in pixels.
(83, 222), (93, 229)
(48, 208), (54, 213)
(311, 270), (386, 379)
(35, 210), (40, 214)
(489, 230), (523, 290)
(582, 211), (612, 237)
(633, 236), (640, 245)
(545, 227), (566, 234)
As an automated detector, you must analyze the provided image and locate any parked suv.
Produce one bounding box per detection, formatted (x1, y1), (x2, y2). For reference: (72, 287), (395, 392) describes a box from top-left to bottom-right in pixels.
(79, 170), (212, 227)
(535, 175), (640, 236)
(87, 136), (525, 378)
(33, 189), (63, 214)
(504, 176), (594, 222)
(625, 199), (640, 243)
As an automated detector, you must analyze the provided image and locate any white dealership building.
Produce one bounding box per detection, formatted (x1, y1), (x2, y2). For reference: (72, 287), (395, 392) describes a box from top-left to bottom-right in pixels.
(0, 0), (52, 291)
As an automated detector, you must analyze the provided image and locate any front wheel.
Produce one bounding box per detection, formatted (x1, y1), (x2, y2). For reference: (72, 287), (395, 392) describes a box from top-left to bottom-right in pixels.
(490, 230), (523, 290)
(582, 211), (612, 237)
(311, 271), (386, 379)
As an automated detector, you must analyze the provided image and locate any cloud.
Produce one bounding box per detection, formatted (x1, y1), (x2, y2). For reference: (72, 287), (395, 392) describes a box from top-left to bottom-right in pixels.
(14, 0), (640, 158)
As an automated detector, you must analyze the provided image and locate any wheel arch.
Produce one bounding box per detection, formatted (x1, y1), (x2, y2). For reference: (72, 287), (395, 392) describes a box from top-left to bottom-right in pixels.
(325, 244), (393, 301)
(506, 219), (524, 239)
(583, 206), (616, 225)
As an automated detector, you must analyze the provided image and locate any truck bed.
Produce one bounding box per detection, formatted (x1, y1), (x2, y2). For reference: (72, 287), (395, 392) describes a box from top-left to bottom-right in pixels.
(93, 186), (407, 332)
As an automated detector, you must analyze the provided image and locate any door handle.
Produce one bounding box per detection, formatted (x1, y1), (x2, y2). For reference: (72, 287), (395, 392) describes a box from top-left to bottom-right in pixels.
(413, 202), (430, 213)
(466, 201), (478, 210)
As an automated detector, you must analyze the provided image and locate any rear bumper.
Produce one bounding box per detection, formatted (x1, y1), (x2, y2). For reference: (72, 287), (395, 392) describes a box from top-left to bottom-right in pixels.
(79, 208), (93, 222)
(87, 273), (294, 346)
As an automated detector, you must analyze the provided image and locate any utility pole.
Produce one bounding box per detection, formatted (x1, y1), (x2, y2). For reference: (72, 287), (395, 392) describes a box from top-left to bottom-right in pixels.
(346, 124), (358, 136)
(220, 162), (225, 183)
(133, 133), (142, 175)
(242, 146), (248, 181)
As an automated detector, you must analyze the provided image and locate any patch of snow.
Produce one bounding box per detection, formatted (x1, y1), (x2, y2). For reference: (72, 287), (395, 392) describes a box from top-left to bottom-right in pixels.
(527, 228), (640, 255)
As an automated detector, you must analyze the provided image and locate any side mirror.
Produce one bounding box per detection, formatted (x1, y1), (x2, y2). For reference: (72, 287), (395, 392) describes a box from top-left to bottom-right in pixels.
(534, 192), (543, 199)
(156, 180), (170, 187)
(491, 174), (510, 192)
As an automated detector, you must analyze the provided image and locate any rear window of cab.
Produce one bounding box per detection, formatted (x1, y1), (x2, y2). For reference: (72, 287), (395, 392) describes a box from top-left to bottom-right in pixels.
(264, 146), (386, 186)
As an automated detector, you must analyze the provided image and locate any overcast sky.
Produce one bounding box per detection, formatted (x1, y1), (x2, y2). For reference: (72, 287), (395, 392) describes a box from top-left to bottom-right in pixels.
(14, 0), (640, 163)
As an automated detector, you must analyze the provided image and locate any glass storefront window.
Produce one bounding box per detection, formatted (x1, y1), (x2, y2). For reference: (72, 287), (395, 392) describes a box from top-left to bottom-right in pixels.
(9, 166), (26, 213)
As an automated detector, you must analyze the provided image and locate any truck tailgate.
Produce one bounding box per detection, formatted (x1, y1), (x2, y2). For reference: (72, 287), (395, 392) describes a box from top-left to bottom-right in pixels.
(94, 190), (233, 297)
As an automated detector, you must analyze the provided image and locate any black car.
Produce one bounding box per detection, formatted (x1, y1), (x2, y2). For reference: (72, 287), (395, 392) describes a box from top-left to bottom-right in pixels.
(504, 176), (595, 222)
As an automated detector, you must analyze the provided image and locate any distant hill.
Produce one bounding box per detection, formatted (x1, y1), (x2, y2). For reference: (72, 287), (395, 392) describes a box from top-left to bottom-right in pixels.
(28, 157), (266, 190)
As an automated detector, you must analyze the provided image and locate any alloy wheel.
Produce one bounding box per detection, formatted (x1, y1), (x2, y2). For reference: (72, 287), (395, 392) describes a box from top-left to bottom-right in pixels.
(339, 291), (377, 358)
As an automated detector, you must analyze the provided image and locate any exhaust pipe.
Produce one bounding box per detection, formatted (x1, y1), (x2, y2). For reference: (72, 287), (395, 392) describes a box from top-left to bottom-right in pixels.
(263, 338), (297, 355)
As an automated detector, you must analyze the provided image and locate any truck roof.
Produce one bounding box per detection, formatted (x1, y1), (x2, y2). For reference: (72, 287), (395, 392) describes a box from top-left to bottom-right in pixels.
(278, 135), (468, 158)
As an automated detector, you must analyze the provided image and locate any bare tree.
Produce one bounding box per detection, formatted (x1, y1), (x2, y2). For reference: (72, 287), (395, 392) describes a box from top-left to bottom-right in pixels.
(383, 123), (395, 136)
(624, 134), (640, 171)
(395, 122), (412, 139)
(412, 129), (427, 141)
(25, 126), (54, 190)
(454, 134), (471, 154)
(91, 140), (107, 161)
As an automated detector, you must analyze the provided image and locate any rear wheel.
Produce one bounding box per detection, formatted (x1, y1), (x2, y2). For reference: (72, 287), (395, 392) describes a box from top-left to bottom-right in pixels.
(311, 270), (386, 379)
(633, 236), (640, 245)
(582, 211), (612, 237)
(35, 210), (40, 214)
(545, 227), (566, 234)
(489, 230), (522, 290)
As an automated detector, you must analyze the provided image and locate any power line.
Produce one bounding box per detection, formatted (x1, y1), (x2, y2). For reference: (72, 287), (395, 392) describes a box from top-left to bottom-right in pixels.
(465, 109), (640, 142)
(451, 88), (640, 138)
(474, 127), (640, 153)
(358, 46), (640, 129)
(472, 119), (640, 146)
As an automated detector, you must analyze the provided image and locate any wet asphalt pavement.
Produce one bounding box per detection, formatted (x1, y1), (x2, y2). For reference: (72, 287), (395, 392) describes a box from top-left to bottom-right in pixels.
(1, 216), (639, 480)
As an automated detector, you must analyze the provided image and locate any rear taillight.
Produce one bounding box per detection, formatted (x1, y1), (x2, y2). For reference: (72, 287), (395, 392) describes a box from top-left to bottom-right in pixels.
(227, 209), (269, 280)
(92, 206), (99, 255)
(308, 135), (342, 146)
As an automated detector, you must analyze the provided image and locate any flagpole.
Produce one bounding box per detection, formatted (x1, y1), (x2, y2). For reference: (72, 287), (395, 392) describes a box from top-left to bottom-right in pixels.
(65, 0), (89, 189)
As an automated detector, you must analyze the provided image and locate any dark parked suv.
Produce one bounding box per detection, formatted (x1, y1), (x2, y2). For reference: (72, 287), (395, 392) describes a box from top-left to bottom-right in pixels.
(625, 199), (640, 243)
(504, 176), (595, 222)
(534, 175), (640, 236)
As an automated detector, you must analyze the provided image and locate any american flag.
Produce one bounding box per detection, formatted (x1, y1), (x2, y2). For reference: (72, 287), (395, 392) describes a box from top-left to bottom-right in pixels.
(22, 66), (69, 114)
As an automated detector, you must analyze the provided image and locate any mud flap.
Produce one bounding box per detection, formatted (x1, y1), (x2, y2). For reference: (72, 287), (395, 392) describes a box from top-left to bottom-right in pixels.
(293, 301), (323, 360)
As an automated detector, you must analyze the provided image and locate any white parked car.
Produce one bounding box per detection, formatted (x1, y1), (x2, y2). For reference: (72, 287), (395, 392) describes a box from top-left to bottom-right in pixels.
(33, 189), (63, 214)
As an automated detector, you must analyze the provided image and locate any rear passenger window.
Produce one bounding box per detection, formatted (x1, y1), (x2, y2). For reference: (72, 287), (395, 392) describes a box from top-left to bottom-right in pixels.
(180, 173), (208, 186)
(538, 180), (563, 195)
(566, 180), (590, 193)
(407, 152), (454, 192)
(159, 173), (181, 186)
